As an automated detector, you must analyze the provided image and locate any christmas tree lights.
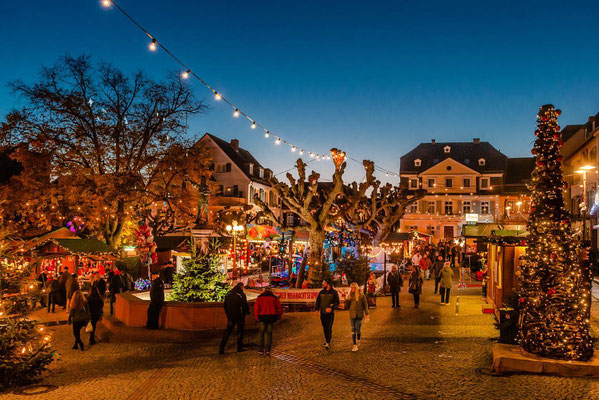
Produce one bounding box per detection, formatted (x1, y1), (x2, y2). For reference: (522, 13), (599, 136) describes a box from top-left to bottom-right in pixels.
(518, 104), (593, 361)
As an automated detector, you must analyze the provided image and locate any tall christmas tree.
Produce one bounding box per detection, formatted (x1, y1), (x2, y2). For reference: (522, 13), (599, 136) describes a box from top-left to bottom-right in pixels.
(519, 104), (593, 361)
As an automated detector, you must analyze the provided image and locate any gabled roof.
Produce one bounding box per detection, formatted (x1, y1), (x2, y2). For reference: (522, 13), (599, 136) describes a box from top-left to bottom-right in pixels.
(155, 236), (190, 252)
(400, 141), (508, 174)
(560, 124), (583, 142)
(200, 133), (271, 185)
(33, 238), (115, 255)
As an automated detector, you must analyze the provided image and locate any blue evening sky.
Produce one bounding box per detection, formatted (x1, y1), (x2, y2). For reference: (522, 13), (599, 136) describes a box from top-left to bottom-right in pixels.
(1, 0), (599, 182)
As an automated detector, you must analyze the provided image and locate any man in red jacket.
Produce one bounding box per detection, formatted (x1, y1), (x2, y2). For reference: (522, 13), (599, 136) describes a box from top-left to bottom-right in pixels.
(254, 286), (283, 355)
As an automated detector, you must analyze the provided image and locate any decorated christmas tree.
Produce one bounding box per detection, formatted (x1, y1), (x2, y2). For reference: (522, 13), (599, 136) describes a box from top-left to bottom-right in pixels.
(0, 228), (54, 387)
(168, 241), (229, 303)
(518, 104), (593, 361)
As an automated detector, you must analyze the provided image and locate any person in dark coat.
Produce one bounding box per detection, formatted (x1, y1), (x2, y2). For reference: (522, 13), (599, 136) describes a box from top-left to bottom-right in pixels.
(408, 264), (424, 309)
(431, 255), (444, 294)
(146, 273), (165, 330)
(315, 278), (340, 349)
(66, 274), (80, 312)
(108, 269), (124, 315)
(57, 267), (70, 309)
(68, 290), (90, 351)
(86, 286), (104, 344)
(46, 277), (58, 313)
(219, 282), (250, 354)
(93, 273), (107, 298)
(37, 270), (48, 308)
(387, 265), (403, 309)
(254, 286), (283, 355)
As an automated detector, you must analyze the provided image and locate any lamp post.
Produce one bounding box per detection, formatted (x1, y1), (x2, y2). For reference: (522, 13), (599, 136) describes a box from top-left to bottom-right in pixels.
(575, 165), (596, 243)
(226, 220), (244, 279)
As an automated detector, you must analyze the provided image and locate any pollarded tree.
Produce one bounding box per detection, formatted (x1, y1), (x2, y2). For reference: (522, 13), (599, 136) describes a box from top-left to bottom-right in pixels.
(344, 182), (426, 245)
(0, 55), (209, 247)
(519, 104), (593, 361)
(254, 149), (376, 286)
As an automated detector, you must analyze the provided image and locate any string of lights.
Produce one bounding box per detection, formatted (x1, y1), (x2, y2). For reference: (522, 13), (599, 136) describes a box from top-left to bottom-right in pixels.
(100, 0), (401, 176)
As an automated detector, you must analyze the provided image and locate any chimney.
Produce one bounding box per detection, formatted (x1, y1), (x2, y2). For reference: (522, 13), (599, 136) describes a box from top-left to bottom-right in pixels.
(431, 139), (436, 144)
(473, 138), (480, 144)
(230, 139), (239, 151)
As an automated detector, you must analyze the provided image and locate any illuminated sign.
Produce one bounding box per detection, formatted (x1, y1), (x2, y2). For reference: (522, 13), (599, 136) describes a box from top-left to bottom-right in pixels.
(465, 213), (479, 222)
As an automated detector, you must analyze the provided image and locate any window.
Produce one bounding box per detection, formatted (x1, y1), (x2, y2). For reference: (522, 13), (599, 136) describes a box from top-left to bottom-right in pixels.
(481, 201), (490, 214)
(480, 177), (489, 189)
(408, 203), (418, 213)
(464, 158), (470, 164)
(414, 159), (421, 167)
(225, 163), (231, 172)
(427, 201), (436, 214)
(463, 178), (471, 188)
(269, 191), (275, 206)
(286, 213), (295, 226)
(445, 178), (453, 188)
(259, 188), (265, 202)
(409, 178), (419, 189)
(249, 163), (254, 175)
(233, 185), (239, 196)
(428, 178), (436, 188)
(215, 164), (226, 173)
(259, 168), (264, 178)
(478, 158), (486, 166)
(444, 201), (453, 215)
(462, 201), (471, 214)
(427, 226), (436, 236)
(444, 146), (451, 153)
(409, 225), (418, 231)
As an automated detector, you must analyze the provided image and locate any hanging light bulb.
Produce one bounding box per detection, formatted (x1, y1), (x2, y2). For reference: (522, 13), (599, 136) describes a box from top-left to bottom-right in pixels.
(214, 92), (222, 101)
(309, 152), (314, 158)
(264, 131), (270, 138)
(275, 137), (281, 145)
(299, 149), (304, 155)
(101, 0), (111, 7)
(291, 146), (296, 152)
(181, 69), (190, 79)
(251, 121), (257, 129)
(233, 109), (240, 118)
(149, 39), (157, 51)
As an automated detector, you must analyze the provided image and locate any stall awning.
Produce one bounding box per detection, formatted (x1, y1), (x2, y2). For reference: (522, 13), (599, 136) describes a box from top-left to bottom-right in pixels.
(463, 224), (528, 238)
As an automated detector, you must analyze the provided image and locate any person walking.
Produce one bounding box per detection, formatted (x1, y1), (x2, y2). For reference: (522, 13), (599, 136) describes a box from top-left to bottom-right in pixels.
(345, 282), (369, 351)
(108, 269), (124, 315)
(419, 254), (432, 280)
(146, 272), (165, 330)
(87, 286), (104, 344)
(253, 286), (283, 356)
(219, 282), (250, 354)
(387, 265), (403, 309)
(315, 279), (339, 350)
(66, 273), (80, 312)
(439, 261), (454, 305)
(431, 255), (444, 294)
(411, 251), (422, 268)
(92, 273), (107, 298)
(57, 267), (70, 310)
(366, 272), (378, 307)
(408, 264), (424, 309)
(67, 290), (90, 351)
(46, 277), (58, 313)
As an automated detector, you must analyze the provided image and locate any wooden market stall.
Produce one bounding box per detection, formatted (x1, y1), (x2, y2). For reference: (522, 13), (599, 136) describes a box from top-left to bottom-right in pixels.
(31, 238), (117, 279)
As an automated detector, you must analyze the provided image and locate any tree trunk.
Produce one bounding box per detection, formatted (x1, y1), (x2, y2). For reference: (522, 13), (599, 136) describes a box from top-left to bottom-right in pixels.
(306, 228), (327, 286)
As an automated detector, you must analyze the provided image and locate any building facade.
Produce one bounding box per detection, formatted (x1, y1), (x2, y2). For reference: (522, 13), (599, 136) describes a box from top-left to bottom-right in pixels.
(399, 139), (533, 243)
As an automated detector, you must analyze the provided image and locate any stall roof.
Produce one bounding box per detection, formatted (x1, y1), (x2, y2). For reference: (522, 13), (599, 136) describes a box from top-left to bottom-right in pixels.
(382, 231), (431, 243)
(463, 224), (528, 238)
(33, 238), (115, 255)
(155, 236), (190, 252)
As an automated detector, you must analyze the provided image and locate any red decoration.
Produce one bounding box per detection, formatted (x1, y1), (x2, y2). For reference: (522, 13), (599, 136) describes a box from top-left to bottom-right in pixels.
(531, 149), (537, 155)
(547, 288), (556, 296)
(540, 115), (549, 122)
(519, 297), (526, 304)
(558, 140), (564, 146)
(555, 109), (562, 116)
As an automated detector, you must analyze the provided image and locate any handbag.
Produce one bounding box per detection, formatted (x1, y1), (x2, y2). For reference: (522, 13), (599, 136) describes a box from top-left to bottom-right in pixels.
(85, 321), (93, 333)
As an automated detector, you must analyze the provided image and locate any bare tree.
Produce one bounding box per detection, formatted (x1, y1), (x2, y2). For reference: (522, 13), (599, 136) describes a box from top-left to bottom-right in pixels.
(254, 149), (376, 286)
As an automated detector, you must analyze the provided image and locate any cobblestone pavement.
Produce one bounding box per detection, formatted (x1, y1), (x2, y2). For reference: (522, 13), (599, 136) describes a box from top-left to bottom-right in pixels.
(3, 280), (599, 400)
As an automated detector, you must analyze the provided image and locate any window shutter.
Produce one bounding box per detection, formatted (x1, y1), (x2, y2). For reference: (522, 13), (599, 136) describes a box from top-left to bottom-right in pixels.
(225, 163), (231, 172)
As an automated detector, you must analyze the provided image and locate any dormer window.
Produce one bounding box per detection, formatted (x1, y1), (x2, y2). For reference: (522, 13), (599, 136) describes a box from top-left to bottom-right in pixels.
(444, 146), (451, 153)
(414, 159), (421, 167)
(249, 163), (254, 175)
(259, 168), (264, 178)
(478, 158), (486, 166)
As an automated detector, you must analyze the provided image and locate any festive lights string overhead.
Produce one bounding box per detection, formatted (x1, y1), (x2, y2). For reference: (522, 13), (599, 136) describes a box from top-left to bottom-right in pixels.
(100, 0), (401, 178)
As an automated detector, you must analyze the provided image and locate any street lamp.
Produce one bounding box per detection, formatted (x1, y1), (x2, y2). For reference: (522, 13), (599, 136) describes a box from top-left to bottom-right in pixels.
(575, 165), (597, 243)
(226, 220), (244, 279)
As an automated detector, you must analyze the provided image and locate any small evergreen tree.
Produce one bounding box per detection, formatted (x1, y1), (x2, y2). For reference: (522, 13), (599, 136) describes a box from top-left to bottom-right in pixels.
(168, 241), (229, 302)
(335, 254), (370, 286)
(0, 227), (54, 387)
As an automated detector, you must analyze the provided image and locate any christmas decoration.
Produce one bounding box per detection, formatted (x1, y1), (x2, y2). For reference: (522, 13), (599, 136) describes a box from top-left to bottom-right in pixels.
(135, 223), (157, 277)
(518, 104), (593, 361)
(0, 229), (54, 387)
(168, 241), (229, 302)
